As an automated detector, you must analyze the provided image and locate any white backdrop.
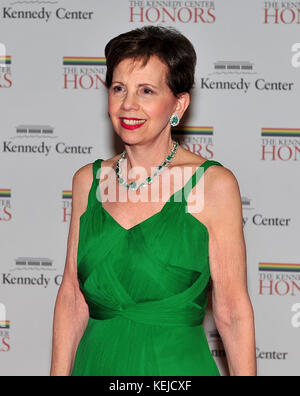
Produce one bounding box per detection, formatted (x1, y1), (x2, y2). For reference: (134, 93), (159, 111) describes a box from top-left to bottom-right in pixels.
(0, 0), (299, 376)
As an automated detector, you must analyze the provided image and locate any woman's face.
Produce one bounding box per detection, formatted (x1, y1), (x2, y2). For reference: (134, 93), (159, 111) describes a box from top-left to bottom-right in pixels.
(108, 55), (186, 144)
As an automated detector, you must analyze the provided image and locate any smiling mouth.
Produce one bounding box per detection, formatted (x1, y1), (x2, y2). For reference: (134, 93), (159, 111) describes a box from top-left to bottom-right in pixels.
(120, 118), (147, 129)
(120, 118), (146, 125)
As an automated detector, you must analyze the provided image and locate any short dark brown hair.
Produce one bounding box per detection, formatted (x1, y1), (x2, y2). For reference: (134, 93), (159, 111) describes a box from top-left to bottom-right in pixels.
(104, 25), (197, 97)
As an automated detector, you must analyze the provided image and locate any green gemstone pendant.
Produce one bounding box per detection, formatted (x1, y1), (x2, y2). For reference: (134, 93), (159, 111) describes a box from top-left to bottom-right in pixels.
(115, 140), (178, 190)
(129, 182), (137, 190)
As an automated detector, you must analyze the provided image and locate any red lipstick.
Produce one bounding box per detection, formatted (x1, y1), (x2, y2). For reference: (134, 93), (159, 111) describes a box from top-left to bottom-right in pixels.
(119, 117), (146, 131)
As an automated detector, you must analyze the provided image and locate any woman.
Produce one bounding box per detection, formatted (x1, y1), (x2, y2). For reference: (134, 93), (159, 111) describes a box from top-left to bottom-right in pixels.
(51, 26), (256, 376)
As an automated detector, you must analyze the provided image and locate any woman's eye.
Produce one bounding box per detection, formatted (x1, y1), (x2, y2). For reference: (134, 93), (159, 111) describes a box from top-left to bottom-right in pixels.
(112, 86), (124, 93)
(143, 88), (153, 94)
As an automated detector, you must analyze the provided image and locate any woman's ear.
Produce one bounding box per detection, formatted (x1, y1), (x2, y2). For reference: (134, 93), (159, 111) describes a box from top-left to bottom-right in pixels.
(174, 93), (190, 119)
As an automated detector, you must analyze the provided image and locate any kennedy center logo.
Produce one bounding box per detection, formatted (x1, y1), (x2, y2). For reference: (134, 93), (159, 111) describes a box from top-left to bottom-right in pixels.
(0, 4), (94, 22)
(129, 1), (216, 24)
(63, 57), (107, 90)
(0, 303), (10, 353)
(1, 257), (62, 288)
(201, 61), (294, 94)
(261, 128), (300, 162)
(0, 43), (12, 89)
(2, 125), (94, 156)
(172, 126), (214, 158)
(242, 196), (292, 229)
(62, 190), (72, 223)
(259, 263), (300, 296)
(264, 1), (300, 24)
(0, 189), (12, 222)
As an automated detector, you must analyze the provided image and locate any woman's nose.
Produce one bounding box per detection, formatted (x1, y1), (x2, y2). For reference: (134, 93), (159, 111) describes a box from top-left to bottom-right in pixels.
(121, 92), (139, 111)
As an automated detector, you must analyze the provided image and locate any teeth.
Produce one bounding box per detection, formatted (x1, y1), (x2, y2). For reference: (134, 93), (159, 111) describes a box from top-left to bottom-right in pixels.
(122, 119), (145, 126)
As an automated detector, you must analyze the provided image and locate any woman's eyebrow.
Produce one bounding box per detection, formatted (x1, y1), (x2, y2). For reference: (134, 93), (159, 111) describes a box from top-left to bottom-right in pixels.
(137, 83), (159, 88)
(111, 81), (159, 89)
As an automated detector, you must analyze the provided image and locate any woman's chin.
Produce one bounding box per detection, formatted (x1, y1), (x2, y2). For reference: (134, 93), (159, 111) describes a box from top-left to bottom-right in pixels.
(116, 129), (147, 143)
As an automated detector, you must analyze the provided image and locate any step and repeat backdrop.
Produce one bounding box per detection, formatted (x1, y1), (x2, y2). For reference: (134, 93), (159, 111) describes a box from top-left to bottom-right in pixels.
(0, 0), (299, 376)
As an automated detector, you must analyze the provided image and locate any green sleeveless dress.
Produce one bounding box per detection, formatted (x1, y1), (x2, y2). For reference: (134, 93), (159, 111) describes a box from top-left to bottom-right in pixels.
(71, 158), (223, 376)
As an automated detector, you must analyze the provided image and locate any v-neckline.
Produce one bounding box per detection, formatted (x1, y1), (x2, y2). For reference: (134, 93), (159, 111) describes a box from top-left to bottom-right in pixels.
(97, 159), (209, 232)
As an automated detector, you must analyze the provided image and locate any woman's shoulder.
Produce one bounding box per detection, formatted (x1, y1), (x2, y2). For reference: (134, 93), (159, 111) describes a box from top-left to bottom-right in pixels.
(73, 154), (116, 175)
(175, 146), (228, 173)
(200, 161), (241, 217)
(182, 154), (241, 224)
(177, 146), (238, 194)
(71, 157), (117, 217)
(73, 161), (94, 184)
(71, 162), (95, 215)
(72, 154), (120, 186)
(100, 154), (121, 169)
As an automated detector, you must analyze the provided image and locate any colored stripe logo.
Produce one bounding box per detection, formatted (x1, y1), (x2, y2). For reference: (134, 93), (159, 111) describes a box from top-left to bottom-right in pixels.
(259, 263), (300, 273)
(0, 321), (10, 329)
(0, 189), (11, 198)
(62, 190), (72, 199)
(262, 128), (300, 137)
(172, 126), (214, 136)
(63, 57), (106, 66)
(0, 56), (11, 65)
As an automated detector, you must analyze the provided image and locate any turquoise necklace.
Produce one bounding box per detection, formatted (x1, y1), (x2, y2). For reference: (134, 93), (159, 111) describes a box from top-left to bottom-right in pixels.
(115, 140), (179, 191)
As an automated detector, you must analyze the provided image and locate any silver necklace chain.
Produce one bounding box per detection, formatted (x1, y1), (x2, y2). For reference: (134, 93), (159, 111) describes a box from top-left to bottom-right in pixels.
(115, 140), (179, 190)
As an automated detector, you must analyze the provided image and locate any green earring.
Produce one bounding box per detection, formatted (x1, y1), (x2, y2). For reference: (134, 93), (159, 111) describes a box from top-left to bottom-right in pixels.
(170, 113), (180, 127)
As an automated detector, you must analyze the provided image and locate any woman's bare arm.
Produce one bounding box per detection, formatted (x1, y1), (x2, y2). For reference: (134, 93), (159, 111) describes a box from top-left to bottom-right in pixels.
(50, 164), (93, 376)
(205, 166), (257, 376)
